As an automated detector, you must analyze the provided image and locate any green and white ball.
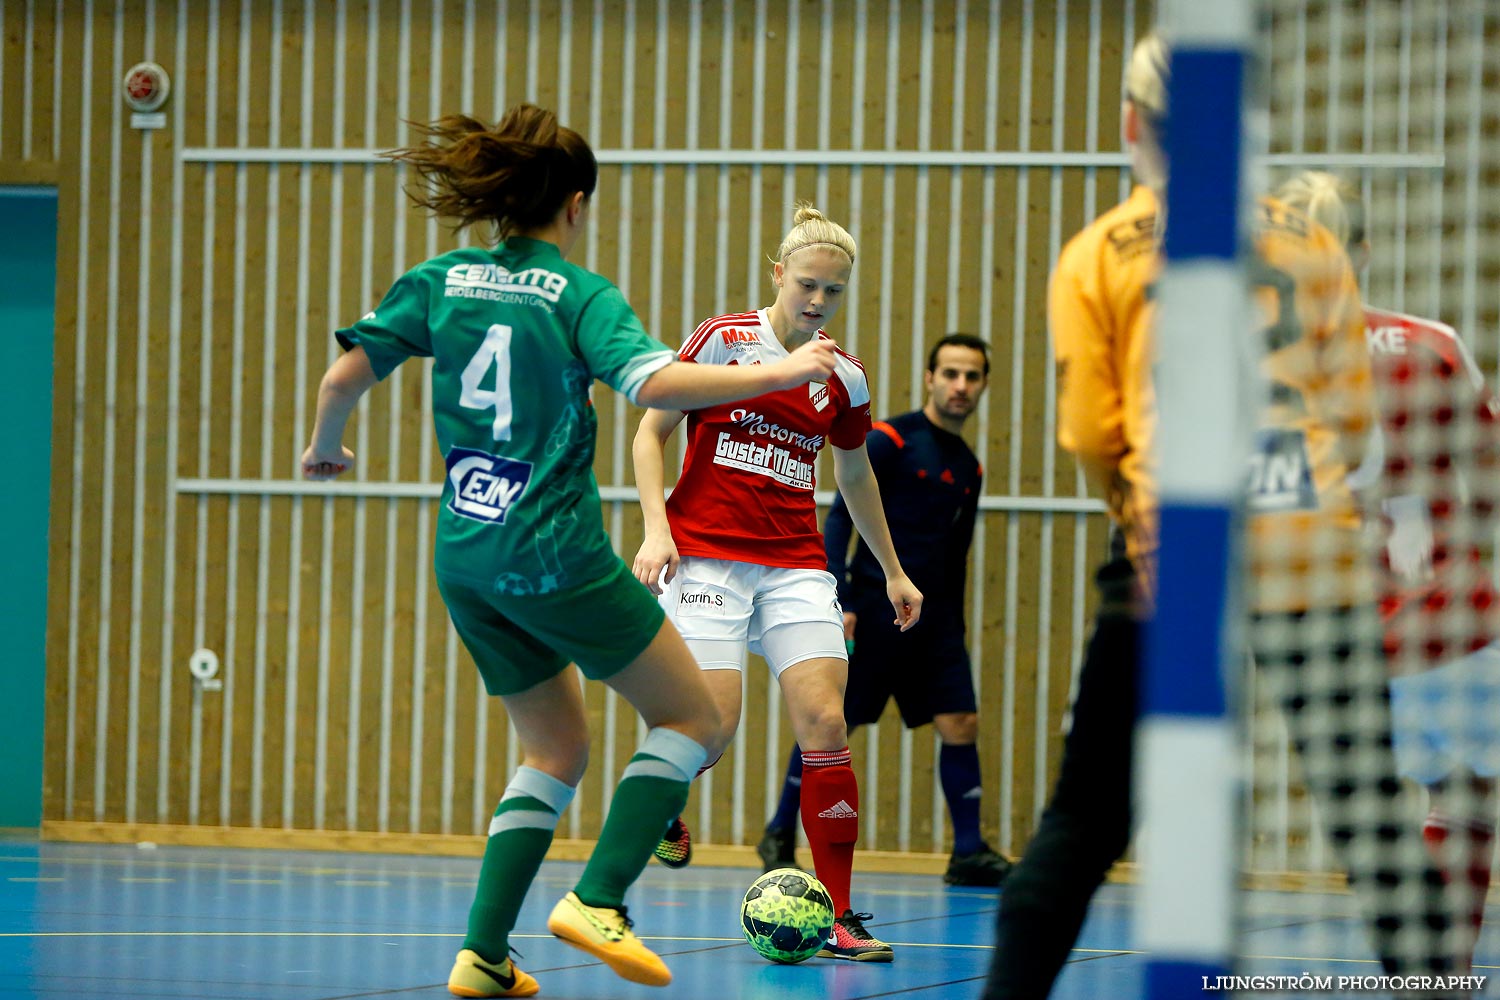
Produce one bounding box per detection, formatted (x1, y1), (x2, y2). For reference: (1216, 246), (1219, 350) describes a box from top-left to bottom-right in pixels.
(740, 867), (835, 964)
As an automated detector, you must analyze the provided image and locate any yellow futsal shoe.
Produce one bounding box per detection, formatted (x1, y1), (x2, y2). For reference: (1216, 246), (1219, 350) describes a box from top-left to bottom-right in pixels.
(547, 891), (672, 986)
(447, 948), (539, 998)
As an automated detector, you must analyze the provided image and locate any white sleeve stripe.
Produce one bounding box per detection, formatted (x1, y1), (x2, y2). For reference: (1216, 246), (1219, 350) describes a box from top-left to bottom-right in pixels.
(1449, 331), (1488, 391)
(1372, 305), (1460, 341)
(831, 342), (866, 373)
(618, 350), (676, 405)
(680, 322), (719, 359)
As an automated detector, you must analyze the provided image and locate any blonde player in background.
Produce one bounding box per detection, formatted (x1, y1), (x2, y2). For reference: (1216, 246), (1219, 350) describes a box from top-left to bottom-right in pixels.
(982, 36), (1459, 999)
(758, 333), (1010, 889)
(1279, 170), (1500, 971)
(632, 204), (923, 962)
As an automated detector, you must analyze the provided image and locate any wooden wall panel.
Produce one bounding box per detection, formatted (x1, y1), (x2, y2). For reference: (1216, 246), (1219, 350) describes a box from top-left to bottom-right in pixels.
(0, 3), (25, 159)
(23, 0), (1486, 869)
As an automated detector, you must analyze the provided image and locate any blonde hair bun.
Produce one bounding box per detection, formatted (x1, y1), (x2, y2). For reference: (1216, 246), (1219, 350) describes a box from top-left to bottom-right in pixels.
(793, 205), (827, 226)
(776, 201), (857, 264)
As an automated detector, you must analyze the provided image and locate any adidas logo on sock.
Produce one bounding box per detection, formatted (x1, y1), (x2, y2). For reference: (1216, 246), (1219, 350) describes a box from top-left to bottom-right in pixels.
(818, 800), (858, 819)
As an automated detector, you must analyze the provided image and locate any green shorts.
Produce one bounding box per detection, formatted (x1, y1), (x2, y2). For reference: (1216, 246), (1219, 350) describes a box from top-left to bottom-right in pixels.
(436, 557), (667, 696)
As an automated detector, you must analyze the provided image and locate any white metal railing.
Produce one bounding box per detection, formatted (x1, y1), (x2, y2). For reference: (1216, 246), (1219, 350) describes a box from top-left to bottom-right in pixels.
(178, 146), (1447, 170)
(172, 478), (1111, 515)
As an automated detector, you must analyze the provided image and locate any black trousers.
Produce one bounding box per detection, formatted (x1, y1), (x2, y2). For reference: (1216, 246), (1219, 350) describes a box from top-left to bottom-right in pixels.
(982, 583), (1457, 999)
(980, 554), (1139, 1000)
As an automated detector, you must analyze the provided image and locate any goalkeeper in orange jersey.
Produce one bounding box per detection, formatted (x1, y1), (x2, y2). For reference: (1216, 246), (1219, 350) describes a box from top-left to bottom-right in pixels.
(1280, 170), (1500, 973)
(982, 34), (1459, 999)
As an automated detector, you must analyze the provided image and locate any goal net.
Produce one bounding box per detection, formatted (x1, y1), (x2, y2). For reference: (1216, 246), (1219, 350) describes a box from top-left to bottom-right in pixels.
(1232, 0), (1498, 986)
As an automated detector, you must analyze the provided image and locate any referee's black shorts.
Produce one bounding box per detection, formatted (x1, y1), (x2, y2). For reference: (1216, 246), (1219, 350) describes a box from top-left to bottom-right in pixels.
(841, 588), (976, 729)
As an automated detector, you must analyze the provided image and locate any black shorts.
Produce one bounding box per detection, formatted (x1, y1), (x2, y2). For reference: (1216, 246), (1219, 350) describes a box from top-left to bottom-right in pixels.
(842, 590), (976, 728)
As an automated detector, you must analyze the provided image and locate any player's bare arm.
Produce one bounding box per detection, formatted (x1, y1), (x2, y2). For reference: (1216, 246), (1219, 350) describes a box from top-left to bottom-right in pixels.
(301, 345), (380, 480)
(634, 338), (838, 410)
(631, 407), (690, 593)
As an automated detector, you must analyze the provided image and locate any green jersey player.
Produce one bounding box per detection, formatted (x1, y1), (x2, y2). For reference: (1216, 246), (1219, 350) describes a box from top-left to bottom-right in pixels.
(300, 103), (837, 997)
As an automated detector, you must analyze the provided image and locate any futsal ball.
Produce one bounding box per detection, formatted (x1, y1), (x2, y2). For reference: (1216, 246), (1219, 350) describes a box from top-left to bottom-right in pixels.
(740, 867), (835, 964)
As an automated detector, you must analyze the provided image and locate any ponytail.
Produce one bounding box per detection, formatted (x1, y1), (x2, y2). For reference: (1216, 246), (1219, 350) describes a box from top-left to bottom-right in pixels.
(385, 103), (598, 240)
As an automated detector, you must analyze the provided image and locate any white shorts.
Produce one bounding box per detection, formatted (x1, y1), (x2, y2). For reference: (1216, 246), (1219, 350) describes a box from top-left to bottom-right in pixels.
(659, 556), (847, 676)
(1390, 640), (1500, 786)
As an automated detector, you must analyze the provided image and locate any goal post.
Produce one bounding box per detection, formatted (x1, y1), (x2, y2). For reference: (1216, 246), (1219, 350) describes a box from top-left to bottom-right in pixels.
(1139, 1), (1254, 995)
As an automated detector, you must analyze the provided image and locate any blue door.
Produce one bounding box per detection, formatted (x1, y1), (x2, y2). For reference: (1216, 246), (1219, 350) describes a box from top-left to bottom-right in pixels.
(0, 186), (57, 828)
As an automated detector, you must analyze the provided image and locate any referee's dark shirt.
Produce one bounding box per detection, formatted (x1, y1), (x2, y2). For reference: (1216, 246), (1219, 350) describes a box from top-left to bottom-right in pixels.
(824, 409), (982, 620)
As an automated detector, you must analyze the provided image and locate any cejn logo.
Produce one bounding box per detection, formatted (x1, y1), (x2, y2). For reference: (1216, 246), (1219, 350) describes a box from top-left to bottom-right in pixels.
(1246, 428), (1315, 512)
(446, 447), (533, 524)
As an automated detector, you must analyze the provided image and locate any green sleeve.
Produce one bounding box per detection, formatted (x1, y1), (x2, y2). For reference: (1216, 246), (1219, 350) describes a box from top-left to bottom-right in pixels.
(334, 268), (434, 379)
(572, 285), (674, 404)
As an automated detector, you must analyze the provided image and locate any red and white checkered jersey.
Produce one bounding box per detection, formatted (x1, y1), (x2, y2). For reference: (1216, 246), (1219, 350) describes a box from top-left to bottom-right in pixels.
(1363, 304), (1500, 667)
(665, 309), (872, 569)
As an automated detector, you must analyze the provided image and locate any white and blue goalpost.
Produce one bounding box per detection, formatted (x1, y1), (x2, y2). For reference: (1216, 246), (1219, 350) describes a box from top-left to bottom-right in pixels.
(1140, 1), (1253, 996)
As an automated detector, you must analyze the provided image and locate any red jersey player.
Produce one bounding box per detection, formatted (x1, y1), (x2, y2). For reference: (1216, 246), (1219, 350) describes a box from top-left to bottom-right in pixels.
(632, 204), (923, 963)
(1282, 170), (1500, 971)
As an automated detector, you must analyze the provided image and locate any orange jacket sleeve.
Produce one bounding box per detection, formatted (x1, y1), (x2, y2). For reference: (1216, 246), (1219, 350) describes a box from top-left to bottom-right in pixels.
(1052, 232), (1126, 491)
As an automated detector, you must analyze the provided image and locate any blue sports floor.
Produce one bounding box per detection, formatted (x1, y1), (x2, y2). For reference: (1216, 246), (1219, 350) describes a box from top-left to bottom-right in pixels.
(0, 836), (1493, 999)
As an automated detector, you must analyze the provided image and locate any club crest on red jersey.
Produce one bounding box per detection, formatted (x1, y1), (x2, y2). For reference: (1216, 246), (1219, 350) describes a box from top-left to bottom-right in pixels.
(809, 381), (830, 412)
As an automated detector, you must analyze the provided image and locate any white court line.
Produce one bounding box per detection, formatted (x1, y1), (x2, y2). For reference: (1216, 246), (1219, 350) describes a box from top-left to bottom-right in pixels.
(0, 930), (1024, 951)
(3, 929), (1481, 970)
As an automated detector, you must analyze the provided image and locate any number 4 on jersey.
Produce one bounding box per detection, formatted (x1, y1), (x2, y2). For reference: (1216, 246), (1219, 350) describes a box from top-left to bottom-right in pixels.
(461, 323), (515, 441)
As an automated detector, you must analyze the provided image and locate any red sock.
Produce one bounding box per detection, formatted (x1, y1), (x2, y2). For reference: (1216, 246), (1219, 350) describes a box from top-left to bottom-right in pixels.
(799, 747), (858, 915)
(1422, 812), (1494, 971)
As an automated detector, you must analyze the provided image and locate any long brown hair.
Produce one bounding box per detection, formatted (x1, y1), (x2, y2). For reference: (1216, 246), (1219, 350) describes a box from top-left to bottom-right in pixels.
(385, 103), (598, 240)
